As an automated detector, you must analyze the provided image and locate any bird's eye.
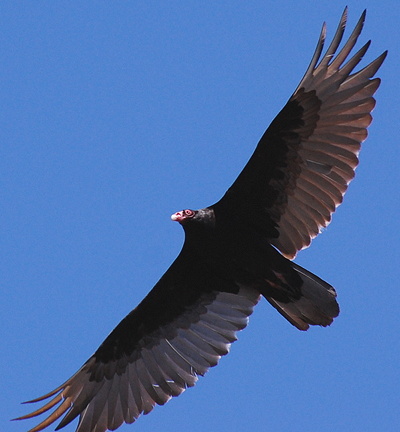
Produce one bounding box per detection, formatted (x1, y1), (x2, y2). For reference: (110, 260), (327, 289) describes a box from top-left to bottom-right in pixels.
(184, 209), (195, 217)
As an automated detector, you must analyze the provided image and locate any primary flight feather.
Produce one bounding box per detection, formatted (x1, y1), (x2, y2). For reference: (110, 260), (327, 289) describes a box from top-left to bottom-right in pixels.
(16, 8), (387, 432)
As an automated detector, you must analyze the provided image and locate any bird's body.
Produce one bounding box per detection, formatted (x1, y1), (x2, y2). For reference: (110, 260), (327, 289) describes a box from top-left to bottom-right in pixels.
(16, 8), (387, 432)
(95, 206), (317, 367)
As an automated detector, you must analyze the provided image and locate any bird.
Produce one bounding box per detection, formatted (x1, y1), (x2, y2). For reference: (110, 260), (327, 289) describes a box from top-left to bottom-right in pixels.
(15, 8), (387, 432)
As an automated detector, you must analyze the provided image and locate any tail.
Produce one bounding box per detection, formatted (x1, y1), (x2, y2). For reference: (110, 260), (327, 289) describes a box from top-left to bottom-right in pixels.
(265, 263), (340, 331)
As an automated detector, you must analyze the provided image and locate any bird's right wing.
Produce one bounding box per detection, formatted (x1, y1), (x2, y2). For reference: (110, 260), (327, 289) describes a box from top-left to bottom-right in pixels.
(15, 249), (260, 432)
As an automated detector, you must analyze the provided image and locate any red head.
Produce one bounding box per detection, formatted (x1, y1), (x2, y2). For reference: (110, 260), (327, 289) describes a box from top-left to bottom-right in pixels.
(171, 209), (196, 224)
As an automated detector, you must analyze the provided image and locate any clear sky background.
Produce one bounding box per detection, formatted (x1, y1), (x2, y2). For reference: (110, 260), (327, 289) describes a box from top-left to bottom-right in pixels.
(2, 2), (399, 432)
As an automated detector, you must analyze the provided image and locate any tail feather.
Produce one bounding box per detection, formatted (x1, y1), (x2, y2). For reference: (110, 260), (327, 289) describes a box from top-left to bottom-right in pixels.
(266, 263), (340, 331)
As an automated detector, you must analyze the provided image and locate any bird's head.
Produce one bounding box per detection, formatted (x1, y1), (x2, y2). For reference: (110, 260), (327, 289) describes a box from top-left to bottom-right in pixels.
(171, 209), (196, 224)
(171, 208), (215, 229)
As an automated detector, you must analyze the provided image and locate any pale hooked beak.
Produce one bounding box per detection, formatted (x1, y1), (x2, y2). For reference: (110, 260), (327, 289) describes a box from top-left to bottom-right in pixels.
(171, 211), (184, 222)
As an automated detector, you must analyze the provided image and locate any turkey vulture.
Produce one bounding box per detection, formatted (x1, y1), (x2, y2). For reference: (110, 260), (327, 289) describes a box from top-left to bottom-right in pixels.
(16, 8), (386, 432)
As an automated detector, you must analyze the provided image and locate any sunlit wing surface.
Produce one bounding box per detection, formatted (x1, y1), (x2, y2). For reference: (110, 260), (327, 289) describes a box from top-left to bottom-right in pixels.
(216, 8), (386, 259)
(17, 287), (260, 432)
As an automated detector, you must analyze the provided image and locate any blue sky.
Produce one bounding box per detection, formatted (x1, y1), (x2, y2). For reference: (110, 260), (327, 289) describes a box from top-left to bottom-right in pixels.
(2, 1), (399, 432)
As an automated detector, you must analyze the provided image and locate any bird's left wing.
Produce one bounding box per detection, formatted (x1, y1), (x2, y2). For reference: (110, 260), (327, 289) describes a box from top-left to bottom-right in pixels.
(213, 9), (387, 259)
(15, 250), (260, 432)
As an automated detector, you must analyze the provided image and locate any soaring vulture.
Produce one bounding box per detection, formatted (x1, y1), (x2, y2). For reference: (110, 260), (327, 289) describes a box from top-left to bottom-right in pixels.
(16, 8), (386, 432)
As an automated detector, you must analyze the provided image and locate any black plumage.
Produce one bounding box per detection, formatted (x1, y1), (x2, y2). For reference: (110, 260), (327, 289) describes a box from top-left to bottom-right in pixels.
(16, 8), (387, 432)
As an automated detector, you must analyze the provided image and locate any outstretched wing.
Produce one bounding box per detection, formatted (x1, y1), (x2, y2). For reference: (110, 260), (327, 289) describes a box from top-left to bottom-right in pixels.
(214, 8), (387, 259)
(16, 250), (260, 432)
